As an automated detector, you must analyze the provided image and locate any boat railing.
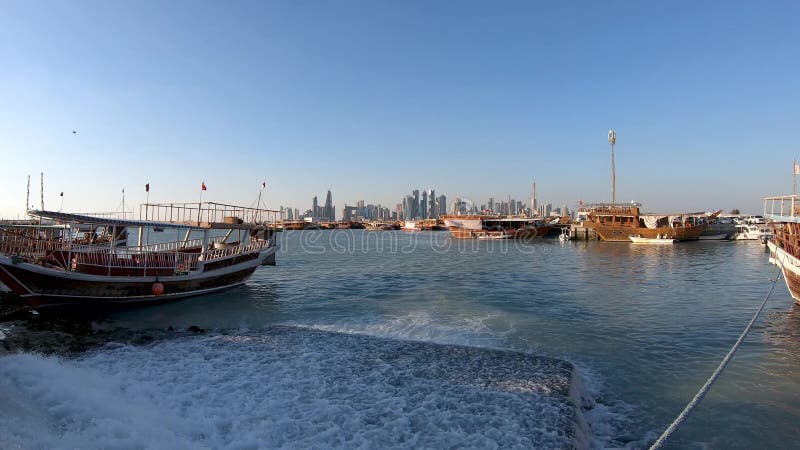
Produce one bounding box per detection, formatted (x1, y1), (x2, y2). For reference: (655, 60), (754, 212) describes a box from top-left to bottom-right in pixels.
(73, 250), (201, 273)
(140, 202), (282, 226)
(0, 232), (98, 260)
(135, 235), (226, 253)
(764, 195), (800, 223)
(203, 238), (273, 261)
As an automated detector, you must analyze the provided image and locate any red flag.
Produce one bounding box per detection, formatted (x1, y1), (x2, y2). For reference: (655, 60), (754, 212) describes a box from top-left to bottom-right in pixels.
(201, 182), (207, 191)
(145, 183), (150, 192)
(794, 163), (800, 175)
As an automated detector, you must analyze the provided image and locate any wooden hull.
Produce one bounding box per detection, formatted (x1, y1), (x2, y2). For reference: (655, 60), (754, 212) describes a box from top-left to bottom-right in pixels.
(768, 241), (800, 305)
(588, 224), (706, 242)
(0, 249), (273, 309)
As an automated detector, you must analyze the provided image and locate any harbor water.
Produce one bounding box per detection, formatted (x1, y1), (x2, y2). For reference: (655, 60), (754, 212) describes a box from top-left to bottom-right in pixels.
(2, 230), (799, 449)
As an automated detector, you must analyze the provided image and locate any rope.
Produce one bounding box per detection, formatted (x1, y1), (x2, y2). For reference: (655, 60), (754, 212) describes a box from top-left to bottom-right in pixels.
(649, 263), (784, 450)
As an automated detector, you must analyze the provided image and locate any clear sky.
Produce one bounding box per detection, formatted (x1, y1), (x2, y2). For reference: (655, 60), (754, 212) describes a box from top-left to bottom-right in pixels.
(1, 0), (798, 218)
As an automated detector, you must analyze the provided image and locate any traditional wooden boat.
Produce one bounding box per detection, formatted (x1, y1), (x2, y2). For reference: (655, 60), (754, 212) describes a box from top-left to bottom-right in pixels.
(443, 216), (554, 240)
(765, 195), (800, 304)
(0, 202), (279, 309)
(581, 204), (718, 242)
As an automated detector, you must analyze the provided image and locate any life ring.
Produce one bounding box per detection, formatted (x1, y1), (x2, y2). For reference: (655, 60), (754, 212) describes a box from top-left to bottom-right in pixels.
(152, 282), (164, 296)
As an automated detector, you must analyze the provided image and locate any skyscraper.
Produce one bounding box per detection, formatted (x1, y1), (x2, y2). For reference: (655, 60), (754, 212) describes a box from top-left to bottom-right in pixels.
(420, 190), (428, 220)
(412, 190), (420, 219)
(312, 196), (319, 217)
(438, 195), (447, 215)
(488, 197), (494, 214)
(323, 190), (334, 221)
(428, 189), (436, 218)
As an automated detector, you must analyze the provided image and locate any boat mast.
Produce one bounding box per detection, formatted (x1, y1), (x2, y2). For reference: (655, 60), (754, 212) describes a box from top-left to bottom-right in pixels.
(608, 130), (616, 205)
(26, 175), (30, 212)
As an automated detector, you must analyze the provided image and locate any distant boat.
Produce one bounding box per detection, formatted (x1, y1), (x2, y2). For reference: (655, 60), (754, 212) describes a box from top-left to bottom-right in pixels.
(629, 235), (676, 245)
(733, 224), (772, 241)
(558, 228), (571, 241)
(401, 221), (422, 232)
(442, 215), (554, 240)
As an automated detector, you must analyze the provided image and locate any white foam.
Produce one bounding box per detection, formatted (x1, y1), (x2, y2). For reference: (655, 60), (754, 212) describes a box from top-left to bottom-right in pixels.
(0, 327), (584, 449)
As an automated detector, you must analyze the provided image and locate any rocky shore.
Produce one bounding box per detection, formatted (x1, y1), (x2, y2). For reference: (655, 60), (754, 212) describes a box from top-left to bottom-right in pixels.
(0, 292), (206, 357)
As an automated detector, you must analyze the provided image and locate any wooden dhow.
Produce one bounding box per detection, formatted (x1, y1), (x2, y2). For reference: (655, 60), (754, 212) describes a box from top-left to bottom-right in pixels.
(581, 203), (718, 242)
(443, 215), (555, 240)
(0, 202), (279, 309)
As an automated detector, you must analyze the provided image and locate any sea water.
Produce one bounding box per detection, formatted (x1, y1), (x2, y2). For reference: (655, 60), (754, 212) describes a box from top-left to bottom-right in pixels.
(1, 230), (799, 449)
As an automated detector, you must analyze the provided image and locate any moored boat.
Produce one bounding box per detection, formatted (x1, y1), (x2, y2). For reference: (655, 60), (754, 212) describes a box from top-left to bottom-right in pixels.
(733, 223), (772, 241)
(0, 202), (279, 309)
(443, 215), (554, 240)
(765, 195), (800, 304)
(582, 203), (718, 242)
(628, 235), (676, 245)
(401, 221), (422, 232)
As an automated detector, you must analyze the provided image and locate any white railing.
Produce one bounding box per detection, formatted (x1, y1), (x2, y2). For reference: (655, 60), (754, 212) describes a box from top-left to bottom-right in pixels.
(764, 195), (800, 223)
(136, 235), (226, 253)
(203, 239), (273, 261)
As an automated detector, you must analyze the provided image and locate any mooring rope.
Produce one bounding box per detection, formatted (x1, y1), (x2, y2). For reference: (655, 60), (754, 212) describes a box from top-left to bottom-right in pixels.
(648, 264), (784, 450)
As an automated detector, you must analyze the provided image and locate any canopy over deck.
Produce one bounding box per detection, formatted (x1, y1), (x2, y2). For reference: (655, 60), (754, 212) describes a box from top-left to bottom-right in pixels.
(765, 195), (800, 223)
(28, 210), (200, 230)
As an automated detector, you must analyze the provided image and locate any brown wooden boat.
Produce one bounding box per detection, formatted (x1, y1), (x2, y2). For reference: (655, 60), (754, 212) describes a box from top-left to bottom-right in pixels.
(0, 203), (279, 309)
(443, 215), (554, 240)
(582, 204), (717, 242)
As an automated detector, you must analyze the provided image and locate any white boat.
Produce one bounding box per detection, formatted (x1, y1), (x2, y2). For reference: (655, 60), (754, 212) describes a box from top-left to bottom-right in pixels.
(733, 224), (772, 241)
(629, 235), (676, 245)
(475, 232), (511, 240)
(558, 228), (571, 241)
(400, 221), (421, 232)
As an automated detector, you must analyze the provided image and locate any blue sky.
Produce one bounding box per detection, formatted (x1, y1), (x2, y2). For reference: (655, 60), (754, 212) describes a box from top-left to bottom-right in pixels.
(1, 0), (798, 218)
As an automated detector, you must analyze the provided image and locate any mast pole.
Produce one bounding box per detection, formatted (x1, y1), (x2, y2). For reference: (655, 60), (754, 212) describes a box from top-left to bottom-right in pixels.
(608, 130), (617, 205)
(794, 159), (797, 197)
(26, 175), (30, 212)
(40, 172), (44, 210)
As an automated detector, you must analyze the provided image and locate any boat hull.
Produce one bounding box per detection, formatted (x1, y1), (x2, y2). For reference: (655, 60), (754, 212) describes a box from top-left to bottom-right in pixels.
(0, 248), (273, 309)
(588, 224), (706, 242)
(768, 241), (800, 305)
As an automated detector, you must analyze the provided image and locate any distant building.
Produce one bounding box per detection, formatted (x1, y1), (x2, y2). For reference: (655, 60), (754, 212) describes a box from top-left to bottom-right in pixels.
(343, 205), (359, 222)
(323, 190), (334, 221)
(411, 190), (419, 219)
(438, 195), (447, 216)
(420, 190), (428, 220)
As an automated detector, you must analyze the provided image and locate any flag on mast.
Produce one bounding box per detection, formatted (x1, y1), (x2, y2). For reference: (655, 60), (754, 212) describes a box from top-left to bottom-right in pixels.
(201, 182), (207, 191)
(794, 162), (799, 175)
(145, 183), (150, 192)
(59, 192), (63, 197)
(261, 181), (266, 190)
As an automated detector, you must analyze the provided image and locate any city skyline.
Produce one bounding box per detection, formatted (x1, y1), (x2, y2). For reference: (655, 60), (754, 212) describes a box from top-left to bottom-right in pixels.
(2, 2), (799, 218)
